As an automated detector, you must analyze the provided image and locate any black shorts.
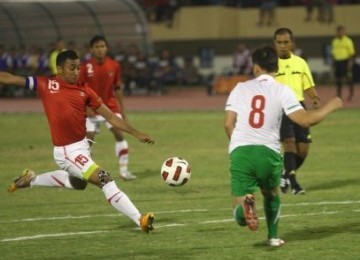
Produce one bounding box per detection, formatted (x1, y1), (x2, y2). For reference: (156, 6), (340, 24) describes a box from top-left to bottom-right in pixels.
(334, 59), (349, 79)
(280, 102), (312, 143)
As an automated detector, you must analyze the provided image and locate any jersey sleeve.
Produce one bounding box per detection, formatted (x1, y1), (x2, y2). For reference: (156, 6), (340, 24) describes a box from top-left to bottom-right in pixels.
(281, 85), (303, 115)
(27, 76), (48, 98)
(348, 38), (355, 56)
(114, 62), (121, 89)
(78, 63), (87, 84)
(225, 85), (239, 112)
(85, 84), (102, 110)
(302, 59), (315, 91)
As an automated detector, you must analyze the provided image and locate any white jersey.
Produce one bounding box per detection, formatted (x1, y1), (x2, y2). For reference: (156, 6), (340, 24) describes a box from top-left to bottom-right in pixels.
(225, 74), (303, 154)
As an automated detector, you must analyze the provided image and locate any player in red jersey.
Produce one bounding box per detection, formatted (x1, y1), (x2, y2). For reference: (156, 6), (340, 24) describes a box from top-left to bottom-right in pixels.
(0, 50), (155, 233)
(78, 35), (136, 180)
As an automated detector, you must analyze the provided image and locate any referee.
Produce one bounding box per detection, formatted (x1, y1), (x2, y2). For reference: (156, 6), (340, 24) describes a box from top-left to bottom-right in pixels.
(331, 25), (356, 101)
(273, 28), (320, 195)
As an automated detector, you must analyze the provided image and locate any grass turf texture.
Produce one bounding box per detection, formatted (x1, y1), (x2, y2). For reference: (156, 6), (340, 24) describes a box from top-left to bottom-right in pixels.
(0, 110), (359, 259)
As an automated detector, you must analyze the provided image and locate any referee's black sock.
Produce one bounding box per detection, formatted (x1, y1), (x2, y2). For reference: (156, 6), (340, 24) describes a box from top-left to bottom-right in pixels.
(283, 152), (297, 179)
(295, 155), (305, 170)
(289, 172), (299, 188)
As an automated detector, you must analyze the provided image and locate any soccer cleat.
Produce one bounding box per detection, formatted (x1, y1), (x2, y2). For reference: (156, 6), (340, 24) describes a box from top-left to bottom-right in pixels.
(280, 177), (290, 194)
(242, 195), (259, 231)
(268, 238), (285, 247)
(140, 212), (155, 233)
(292, 185), (306, 195)
(8, 168), (36, 193)
(119, 171), (137, 181)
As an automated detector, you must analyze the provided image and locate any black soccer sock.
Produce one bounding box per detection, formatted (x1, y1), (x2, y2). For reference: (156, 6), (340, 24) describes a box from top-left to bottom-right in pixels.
(295, 155), (305, 170)
(283, 152), (297, 179)
(289, 173), (299, 188)
(336, 80), (342, 98)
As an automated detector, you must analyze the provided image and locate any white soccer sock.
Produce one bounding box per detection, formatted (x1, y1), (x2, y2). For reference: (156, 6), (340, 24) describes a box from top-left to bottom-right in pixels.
(115, 140), (129, 173)
(102, 181), (141, 226)
(31, 170), (74, 189)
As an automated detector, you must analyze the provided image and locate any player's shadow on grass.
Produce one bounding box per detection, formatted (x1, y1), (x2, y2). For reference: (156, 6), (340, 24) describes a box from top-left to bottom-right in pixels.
(282, 221), (360, 241)
(252, 221), (360, 248)
(307, 178), (360, 192)
(133, 169), (159, 179)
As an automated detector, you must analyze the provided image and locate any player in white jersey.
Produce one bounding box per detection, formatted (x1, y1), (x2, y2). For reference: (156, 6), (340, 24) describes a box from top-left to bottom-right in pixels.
(224, 46), (342, 247)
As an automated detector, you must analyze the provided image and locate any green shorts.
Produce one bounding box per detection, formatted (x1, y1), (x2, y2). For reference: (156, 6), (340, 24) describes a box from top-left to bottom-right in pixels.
(229, 145), (283, 197)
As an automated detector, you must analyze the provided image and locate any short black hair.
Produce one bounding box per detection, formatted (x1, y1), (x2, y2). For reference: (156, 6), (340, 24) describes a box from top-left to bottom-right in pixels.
(89, 35), (107, 47)
(252, 46), (278, 73)
(273, 27), (294, 41)
(56, 50), (79, 66)
(336, 25), (345, 31)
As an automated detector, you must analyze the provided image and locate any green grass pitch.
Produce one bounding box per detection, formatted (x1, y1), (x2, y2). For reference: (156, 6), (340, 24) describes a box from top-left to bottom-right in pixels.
(0, 110), (359, 259)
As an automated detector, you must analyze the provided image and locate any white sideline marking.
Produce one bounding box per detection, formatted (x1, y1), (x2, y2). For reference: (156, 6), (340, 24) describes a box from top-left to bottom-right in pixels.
(1, 201), (359, 243)
(1, 200), (358, 224)
(1, 231), (109, 242)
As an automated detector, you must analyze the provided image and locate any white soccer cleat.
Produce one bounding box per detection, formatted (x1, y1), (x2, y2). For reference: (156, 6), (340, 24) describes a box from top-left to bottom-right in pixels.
(119, 171), (137, 181)
(268, 238), (285, 247)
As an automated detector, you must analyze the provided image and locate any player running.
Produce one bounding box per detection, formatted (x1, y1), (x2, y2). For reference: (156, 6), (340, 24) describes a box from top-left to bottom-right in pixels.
(224, 46), (342, 246)
(79, 35), (136, 180)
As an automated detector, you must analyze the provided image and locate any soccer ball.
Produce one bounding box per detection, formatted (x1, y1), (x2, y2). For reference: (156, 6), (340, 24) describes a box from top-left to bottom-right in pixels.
(160, 156), (191, 186)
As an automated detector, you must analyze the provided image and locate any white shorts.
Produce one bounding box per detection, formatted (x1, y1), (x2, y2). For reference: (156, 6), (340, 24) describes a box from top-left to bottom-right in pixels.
(53, 138), (99, 180)
(86, 113), (123, 133)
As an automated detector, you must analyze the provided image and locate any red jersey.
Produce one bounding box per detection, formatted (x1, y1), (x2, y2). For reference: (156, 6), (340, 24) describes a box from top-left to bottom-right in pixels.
(29, 76), (102, 146)
(78, 57), (121, 113)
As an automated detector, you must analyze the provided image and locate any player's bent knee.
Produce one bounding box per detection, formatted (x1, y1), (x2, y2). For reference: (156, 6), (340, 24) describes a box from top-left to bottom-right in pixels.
(261, 188), (278, 198)
(98, 170), (113, 187)
(69, 176), (88, 190)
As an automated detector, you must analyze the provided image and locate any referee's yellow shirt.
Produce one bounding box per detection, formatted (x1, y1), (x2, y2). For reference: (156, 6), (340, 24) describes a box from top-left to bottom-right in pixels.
(331, 36), (355, 61)
(275, 53), (315, 102)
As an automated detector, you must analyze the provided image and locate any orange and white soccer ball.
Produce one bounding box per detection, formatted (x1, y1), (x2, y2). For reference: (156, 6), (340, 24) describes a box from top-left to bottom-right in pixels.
(160, 157), (191, 186)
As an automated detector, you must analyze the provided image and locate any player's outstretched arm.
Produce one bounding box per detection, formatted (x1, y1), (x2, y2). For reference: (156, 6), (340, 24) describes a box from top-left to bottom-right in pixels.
(0, 72), (26, 87)
(95, 104), (155, 144)
(288, 97), (343, 128)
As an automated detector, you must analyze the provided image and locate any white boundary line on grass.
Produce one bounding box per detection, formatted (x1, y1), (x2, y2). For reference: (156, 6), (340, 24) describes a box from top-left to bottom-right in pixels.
(1, 200), (359, 242)
(1, 200), (359, 224)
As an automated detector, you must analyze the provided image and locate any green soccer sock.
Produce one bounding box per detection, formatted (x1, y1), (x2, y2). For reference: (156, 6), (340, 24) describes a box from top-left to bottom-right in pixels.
(264, 195), (281, 239)
(234, 204), (246, 226)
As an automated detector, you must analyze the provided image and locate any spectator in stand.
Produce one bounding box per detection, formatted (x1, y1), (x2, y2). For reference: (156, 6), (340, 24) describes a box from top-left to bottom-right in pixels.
(179, 55), (202, 86)
(304, 0), (327, 23)
(150, 0), (179, 27)
(257, 0), (278, 27)
(0, 44), (13, 96)
(80, 42), (92, 62)
(113, 41), (127, 65)
(134, 51), (152, 93)
(232, 43), (252, 76)
(15, 44), (31, 73)
(151, 49), (180, 94)
(49, 39), (66, 76)
(324, 0), (336, 24)
(0, 44), (12, 72)
(122, 43), (140, 95)
(137, 0), (157, 22)
(35, 47), (49, 76)
(7, 46), (17, 72)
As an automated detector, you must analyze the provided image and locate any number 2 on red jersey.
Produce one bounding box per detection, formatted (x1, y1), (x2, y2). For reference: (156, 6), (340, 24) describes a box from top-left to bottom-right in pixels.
(248, 95), (265, 128)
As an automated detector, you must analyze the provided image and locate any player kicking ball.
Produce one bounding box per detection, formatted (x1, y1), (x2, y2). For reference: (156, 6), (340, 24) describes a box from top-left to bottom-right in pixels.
(224, 46), (342, 246)
(1, 50), (155, 233)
